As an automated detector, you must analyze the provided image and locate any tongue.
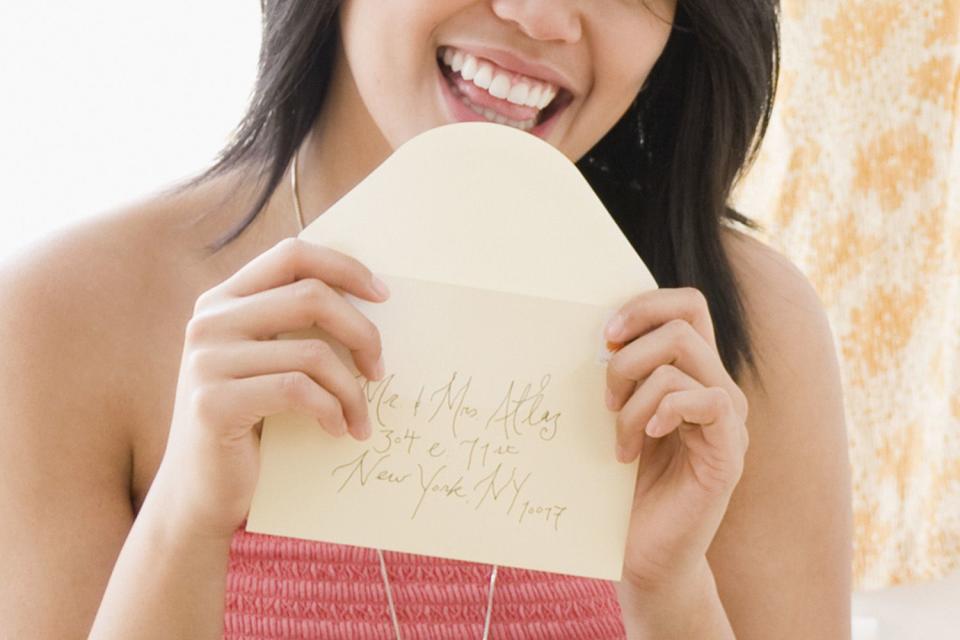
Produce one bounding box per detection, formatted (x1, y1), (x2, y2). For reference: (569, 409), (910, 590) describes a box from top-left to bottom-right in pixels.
(443, 65), (542, 122)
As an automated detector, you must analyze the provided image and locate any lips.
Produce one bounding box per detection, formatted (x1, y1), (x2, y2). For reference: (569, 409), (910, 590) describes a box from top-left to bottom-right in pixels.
(435, 45), (574, 135)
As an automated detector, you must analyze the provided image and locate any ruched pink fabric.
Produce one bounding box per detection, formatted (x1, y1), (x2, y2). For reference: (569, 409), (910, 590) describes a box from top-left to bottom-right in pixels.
(223, 519), (627, 639)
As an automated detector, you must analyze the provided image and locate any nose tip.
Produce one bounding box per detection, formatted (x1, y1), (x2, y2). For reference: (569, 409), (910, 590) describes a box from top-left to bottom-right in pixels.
(490, 0), (582, 43)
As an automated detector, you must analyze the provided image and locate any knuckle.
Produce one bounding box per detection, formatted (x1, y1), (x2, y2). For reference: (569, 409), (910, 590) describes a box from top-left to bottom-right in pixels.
(659, 392), (677, 416)
(277, 238), (308, 281)
(185, 312), (216, 344)
(303, 339), (334, 366)
(650, 364), (681, 388)
(279, 371), (312, 402)
(189, 384), (218, 423)
(684, 286), (709, 309)
(185, 346), (216, 373)
(278, 235), (304, 259)
(607, 354), (628, 378)
(711, 387), (733, 414)
(319, 394), (346, 425)
(293, 277), (325, 301)
(735, 387), (749, 419)
(626, 292), (646, 308)
(667, 318), (692, 351)
(192, 287), (216, 314)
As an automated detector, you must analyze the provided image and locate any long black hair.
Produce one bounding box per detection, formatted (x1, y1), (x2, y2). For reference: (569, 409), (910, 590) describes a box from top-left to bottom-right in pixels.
(169, 0), (780, 385)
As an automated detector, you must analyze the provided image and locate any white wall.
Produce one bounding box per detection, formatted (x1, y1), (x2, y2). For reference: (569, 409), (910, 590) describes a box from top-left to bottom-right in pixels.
(0, 1), (260, 260)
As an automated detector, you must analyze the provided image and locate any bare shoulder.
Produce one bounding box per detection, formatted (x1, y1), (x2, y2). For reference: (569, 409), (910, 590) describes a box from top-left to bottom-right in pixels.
(716, 223), (848, 474)
(0, 170), (272, 431)
(1, 206), (164, 435)
(0, 203), (168, 635)
(0, 196), (202, 493)
(0, 189), (209, 422)
(0, 178), (257, 634)
(709, 224), (852, 638)
(719, 225), (834, 369)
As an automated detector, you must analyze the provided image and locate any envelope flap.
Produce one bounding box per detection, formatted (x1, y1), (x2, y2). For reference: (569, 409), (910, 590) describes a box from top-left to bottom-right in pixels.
(300, 122), (656, 307)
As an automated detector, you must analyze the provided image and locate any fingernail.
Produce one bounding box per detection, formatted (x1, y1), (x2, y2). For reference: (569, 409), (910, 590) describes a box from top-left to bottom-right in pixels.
(370, 275), (390, 299)
(605, 388), (616, 411)
(616, 443), (629, 463)
(645, 415), (660, 437)
(374, 355), (385, 380)
(605, 313), (624, 340)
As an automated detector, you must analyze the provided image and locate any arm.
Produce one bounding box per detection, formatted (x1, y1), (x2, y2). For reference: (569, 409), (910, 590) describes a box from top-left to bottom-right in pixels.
(0, 232), (235, 639)
(0, 240), (135, 638)
(612, 234), (851, 638)
(87, 472), (234, 639)
(616, 559), (735, 638)
(705, 237), (852, 638)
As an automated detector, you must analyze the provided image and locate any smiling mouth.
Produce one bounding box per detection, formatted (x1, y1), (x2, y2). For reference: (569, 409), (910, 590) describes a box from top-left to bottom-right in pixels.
(436, 46), (573, 131)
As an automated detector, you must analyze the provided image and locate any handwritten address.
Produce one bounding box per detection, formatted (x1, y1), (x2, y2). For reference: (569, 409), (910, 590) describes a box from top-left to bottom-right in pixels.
(329, 371), (568, 531)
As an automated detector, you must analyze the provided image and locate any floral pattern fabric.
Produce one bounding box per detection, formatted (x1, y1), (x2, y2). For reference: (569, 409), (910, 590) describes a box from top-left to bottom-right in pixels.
(733, 0), (960, 589)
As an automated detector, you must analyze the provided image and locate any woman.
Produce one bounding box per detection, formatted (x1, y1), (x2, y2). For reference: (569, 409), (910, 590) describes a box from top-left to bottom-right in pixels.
(0, 0), (852, 638)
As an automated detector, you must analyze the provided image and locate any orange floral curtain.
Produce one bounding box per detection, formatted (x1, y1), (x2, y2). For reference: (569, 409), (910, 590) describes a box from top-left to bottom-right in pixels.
(733, 0), (960, 589)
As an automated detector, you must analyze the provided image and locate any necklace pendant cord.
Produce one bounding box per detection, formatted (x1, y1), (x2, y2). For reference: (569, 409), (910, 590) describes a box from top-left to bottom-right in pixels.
(290, 150), (498, 640)
(291, 147), (305, 232)
(377, 548), (498, 640)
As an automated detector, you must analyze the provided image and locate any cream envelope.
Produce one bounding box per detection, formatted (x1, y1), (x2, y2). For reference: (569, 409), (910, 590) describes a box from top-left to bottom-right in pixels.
(246, 122), (658, 580)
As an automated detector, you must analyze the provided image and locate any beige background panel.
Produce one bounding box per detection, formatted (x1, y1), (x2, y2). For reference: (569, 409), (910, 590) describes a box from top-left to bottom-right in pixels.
(734, 0), (960, 590)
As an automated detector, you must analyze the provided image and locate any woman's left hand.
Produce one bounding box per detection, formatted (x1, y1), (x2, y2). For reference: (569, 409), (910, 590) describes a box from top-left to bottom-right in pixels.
(604, 287), (750, 590)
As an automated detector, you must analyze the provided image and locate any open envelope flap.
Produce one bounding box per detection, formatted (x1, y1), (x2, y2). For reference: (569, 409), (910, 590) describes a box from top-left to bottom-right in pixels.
(299, 122), (657, 307)
(247, 123), (656, 580)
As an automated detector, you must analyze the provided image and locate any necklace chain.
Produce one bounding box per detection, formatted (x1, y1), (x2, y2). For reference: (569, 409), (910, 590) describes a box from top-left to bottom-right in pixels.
(288, 147), (498, 639)
(291, 147), (305, 232)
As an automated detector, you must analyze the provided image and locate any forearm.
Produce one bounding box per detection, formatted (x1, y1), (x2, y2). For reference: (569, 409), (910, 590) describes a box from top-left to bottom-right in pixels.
(616, 560), (735, 639)
(87, 480), (233, 640)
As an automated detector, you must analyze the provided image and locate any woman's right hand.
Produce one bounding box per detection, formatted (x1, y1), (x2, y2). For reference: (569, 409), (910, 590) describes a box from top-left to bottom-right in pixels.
(147, 237), (390, 541)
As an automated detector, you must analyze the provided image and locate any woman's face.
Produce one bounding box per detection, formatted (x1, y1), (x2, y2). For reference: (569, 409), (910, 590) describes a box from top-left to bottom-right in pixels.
(334, 0), (676, 163)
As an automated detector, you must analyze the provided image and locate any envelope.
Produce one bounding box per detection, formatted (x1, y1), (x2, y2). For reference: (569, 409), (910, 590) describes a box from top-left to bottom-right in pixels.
(246, 122), (658, 580)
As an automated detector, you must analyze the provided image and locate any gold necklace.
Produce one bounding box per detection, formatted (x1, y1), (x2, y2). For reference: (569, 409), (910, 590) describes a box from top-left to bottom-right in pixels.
(288, 146), (498, 639)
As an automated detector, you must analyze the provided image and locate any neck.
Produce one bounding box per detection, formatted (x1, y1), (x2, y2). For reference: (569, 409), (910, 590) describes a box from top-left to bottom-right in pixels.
(292, 34), (394, 230)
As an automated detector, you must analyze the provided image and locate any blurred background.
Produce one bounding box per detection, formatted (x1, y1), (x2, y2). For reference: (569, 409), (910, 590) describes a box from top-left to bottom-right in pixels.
(0, 1), (260, 258)
(1, 1), (957, 638)
(732, 2), (959, 636)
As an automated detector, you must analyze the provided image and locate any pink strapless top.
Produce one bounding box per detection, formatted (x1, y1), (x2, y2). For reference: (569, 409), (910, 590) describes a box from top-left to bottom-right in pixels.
(223, 519), (627, 639)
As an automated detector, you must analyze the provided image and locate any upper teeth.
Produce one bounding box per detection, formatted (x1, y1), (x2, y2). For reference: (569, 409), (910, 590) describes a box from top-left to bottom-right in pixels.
(440, 46), (558, 110)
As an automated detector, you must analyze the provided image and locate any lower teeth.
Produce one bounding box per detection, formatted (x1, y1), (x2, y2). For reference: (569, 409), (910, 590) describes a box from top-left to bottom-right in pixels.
(451, 83), (539, 131)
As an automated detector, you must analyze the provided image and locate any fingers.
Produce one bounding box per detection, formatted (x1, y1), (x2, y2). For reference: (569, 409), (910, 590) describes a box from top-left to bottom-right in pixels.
(193, 337), (372, 440)
(603, 287), (749, 494)
(178, 237), (390, 455)
(213, 237), (389, 303)
(606, 317), (744, 418)
(615, 364), (701, 463)
(615, 381), (747, 493)
(193, 372), (350, 439)
(604, 287), (717, 354)
(646, 386), (748, 490)
(649, 387), (742, 443)
(194, 277), (385, 382)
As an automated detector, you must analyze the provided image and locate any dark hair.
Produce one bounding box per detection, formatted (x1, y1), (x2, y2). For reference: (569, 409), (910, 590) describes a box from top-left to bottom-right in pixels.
(170, 0), (780, 385)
